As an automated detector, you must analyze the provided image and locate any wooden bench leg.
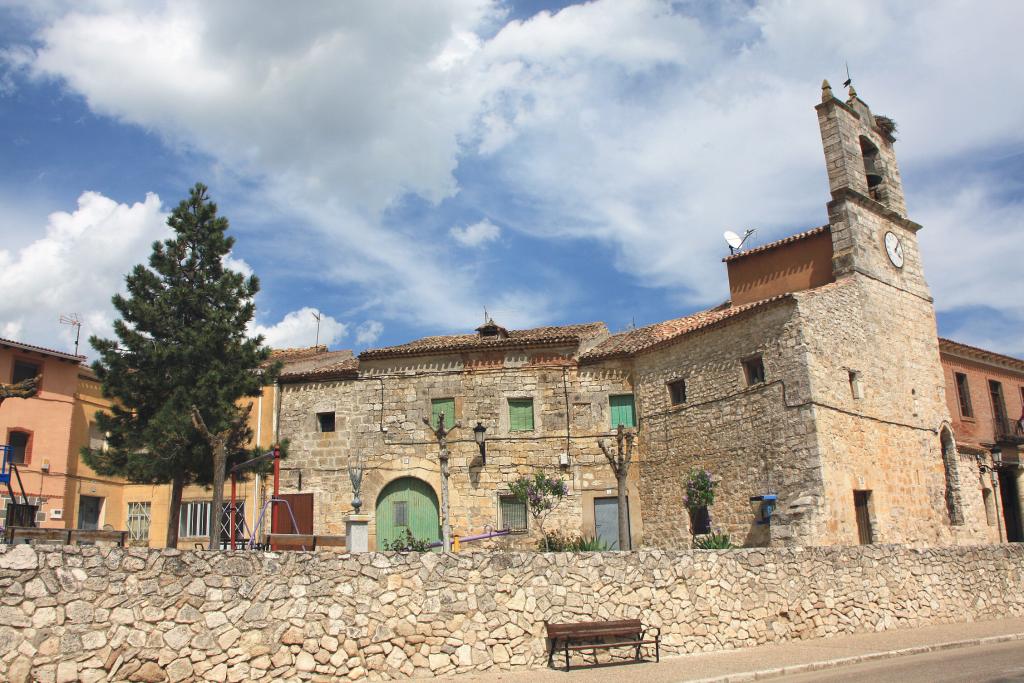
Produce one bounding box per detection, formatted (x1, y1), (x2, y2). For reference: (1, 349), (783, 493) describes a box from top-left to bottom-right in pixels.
(656, 638), (660, 663)
(548, 639), (557, 668)
(564, 642), (571, 671)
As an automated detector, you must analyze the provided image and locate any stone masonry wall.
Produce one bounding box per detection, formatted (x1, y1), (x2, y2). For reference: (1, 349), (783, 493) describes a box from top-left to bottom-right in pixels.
(2, 543), (1024, 682)
(278, 347), (640, 550)
(632, 298), (826, 548)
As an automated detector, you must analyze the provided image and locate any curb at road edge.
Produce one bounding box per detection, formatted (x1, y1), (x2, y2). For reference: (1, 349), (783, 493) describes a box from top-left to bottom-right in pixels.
(686, 632), (1024, 683)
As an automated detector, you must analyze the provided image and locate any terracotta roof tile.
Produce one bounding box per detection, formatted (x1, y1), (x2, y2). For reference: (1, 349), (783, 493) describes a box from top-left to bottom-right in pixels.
(268, 345), (329, 362)
(278, 349), (358, 381)
(939, 338), (1024, 373)
(360, 322), (608, 360)
(0, 336), (85, 363)
(722, 226), (830, 262)
(580, 295), (794, 362)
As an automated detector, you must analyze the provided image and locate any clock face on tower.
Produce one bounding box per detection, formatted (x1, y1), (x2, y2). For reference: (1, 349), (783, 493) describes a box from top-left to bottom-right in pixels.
(884, 231), (904, 269)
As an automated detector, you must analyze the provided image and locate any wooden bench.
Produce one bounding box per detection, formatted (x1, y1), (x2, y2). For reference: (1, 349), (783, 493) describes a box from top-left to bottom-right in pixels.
(545, 619), (660, 671)
(266, 533), (347, 551)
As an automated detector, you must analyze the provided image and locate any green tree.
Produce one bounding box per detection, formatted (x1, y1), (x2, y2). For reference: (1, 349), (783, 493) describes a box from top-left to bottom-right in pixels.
(84, 183), (277, 549)
(509, 472), (568, 551)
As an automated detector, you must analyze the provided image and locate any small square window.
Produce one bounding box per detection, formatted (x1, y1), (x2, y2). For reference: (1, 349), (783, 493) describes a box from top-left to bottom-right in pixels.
(12, 360), (40, 385)
(316, 411), (335, 433)
(393, 500), (408, 527)
(499, 495), (527, 533)
(743, 356), (765, 386)
(668, 379), (687, 405)
(508, 399), (534, 431)
(7, 431), (30, 465)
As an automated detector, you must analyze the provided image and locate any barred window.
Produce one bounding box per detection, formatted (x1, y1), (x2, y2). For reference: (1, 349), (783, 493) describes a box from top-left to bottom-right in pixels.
(499, 495), (527, 533)
(127, 501), (151, 541)
(220, 501), (246, 541)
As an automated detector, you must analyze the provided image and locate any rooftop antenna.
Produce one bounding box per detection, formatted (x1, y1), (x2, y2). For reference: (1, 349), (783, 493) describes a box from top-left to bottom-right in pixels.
(59, 314), (82, 356)
(311, 310), (321, 348)
(483, 306), (489, 323)
(723, 228), (757, 255)
(843, 61), (852, 88)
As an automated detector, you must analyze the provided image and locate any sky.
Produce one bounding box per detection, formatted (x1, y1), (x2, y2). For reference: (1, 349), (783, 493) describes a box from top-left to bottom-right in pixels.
(1, 0), (1022, 360)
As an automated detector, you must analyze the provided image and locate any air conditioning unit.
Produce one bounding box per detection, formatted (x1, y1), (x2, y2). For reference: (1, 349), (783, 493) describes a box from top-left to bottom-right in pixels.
(50, 508), (63, 520)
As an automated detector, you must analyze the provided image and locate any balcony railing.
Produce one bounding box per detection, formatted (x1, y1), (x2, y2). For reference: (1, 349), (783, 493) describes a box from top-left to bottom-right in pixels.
(994, 416), (1024, 444)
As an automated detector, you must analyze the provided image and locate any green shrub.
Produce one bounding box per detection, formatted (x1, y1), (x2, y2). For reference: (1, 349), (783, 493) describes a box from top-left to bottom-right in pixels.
(538, 532), (609, 552)
(692, 532), (734, 549)
(570, 535), (609, 551)
(384, 529), (433, 552)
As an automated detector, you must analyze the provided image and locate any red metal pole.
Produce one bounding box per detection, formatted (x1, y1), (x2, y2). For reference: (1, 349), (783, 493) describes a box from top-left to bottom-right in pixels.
(271, 444), (280, 536)
(230, 472), (237, 550)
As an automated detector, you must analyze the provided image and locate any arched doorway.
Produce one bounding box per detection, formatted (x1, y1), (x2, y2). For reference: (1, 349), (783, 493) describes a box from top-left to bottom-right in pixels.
(375, 477), (440, 550)
(940, 426), (964, 526)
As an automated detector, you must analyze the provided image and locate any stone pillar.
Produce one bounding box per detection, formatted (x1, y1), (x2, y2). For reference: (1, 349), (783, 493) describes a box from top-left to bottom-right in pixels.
(345, 514), (370, 552)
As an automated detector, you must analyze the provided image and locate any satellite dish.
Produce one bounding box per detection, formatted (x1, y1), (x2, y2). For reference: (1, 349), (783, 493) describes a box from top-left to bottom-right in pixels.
(724, 228), (758, 255)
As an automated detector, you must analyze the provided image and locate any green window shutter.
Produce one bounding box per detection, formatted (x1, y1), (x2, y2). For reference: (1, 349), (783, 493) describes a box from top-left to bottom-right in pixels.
(431, 398), (455, 430)
(508, 399), (534, 431)
(609, 394), (636, 428)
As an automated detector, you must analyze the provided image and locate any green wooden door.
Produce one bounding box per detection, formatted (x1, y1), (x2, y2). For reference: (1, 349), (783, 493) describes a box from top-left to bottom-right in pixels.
(375, 477), (441, 550)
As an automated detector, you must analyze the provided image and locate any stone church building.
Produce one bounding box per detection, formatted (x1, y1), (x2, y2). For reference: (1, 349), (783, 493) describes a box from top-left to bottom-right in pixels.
(275, 83), (999, 550)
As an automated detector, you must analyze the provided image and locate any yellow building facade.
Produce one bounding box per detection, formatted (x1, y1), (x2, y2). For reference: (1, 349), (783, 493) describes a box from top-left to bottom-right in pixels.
(2, 336), (278, 549)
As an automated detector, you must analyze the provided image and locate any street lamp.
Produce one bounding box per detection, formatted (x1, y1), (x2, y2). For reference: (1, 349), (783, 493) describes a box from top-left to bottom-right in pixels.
(473, 422), (487, 464)
(423, 412), (460, 553)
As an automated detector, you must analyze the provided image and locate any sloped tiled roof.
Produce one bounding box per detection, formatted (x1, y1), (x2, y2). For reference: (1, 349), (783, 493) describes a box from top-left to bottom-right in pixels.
(278, 349), (358, 381)
(0, 336), (85, 363)
(939, 338), (1024, 373)
(580, 295), (794, 362)
(269, 345), (329, 363)
(360, 322), (608, 360)
(722, 226), (830, 263)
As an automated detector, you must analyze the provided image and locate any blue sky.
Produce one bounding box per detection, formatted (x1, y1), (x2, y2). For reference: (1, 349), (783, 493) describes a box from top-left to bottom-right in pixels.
(1, 1), (1022, 358)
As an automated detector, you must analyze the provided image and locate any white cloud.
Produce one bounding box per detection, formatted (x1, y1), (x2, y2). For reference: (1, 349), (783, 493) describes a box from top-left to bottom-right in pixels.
(12, 0), (1024, 344)
(0, 191), (169, 355)
(354, 320), (384, 347)
(223, 252), (253, 278)
(450, 219), (500, 247)
(915, 176), (1024, 355)
(250, 307), (346, 350)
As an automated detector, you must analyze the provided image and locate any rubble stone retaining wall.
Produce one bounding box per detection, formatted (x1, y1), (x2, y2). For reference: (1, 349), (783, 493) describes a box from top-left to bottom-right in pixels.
(2, 543), (1023, 682)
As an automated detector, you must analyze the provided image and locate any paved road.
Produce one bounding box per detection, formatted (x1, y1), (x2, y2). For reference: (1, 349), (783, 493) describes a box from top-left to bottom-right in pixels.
(777, 640), (1024, 683)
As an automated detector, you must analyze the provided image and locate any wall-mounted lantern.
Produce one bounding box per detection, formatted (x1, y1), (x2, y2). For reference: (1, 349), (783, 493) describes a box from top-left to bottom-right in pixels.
(749, 494), (778, 525)
(473, 422), (487, 464)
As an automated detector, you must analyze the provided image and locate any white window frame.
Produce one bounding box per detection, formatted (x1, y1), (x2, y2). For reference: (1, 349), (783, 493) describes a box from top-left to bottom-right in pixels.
(179, 501), (212, 538)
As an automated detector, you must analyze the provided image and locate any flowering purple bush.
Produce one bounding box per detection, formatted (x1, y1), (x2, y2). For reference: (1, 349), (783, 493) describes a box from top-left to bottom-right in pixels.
(684, 468), (717, 510)
(509, 472), (568, 550)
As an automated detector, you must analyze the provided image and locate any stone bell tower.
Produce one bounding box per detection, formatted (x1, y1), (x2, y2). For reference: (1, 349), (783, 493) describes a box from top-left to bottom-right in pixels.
(815, 80), (930, 301)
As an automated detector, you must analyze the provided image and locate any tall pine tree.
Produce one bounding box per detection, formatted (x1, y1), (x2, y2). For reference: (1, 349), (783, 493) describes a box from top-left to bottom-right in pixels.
(84, 183), (277, 548)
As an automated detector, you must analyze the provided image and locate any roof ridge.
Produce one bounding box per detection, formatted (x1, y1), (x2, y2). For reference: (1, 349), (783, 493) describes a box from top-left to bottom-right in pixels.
(580, 294), (793, 362)
(722, 225), (830, 262)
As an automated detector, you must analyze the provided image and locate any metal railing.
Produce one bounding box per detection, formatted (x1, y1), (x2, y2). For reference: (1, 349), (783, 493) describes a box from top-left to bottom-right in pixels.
(994, 416), (1024, 444)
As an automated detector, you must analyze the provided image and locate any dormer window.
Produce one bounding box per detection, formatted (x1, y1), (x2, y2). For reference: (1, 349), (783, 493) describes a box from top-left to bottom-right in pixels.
(475, 318), (508, 340)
